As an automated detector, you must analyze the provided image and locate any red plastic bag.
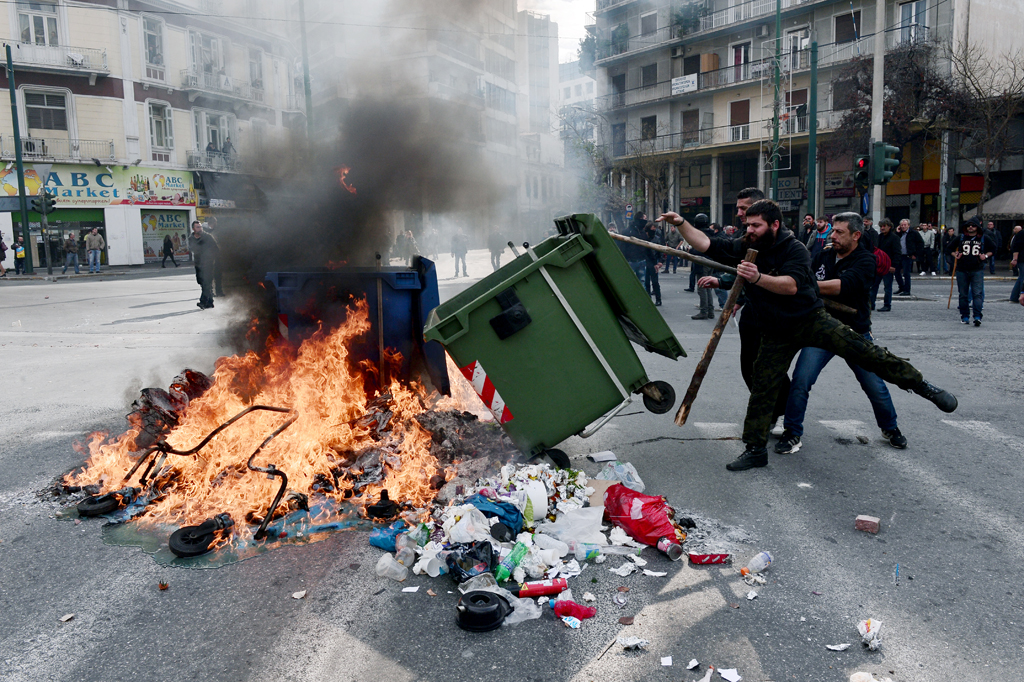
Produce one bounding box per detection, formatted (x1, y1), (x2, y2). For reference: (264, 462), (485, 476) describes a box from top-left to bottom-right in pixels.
(603, 483), (676, 547)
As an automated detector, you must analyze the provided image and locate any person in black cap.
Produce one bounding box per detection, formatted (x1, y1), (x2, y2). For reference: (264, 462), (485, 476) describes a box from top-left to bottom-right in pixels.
(949, 218), (996, 326)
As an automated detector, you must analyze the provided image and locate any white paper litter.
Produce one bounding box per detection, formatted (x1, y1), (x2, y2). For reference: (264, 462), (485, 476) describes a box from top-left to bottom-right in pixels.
(719, 668), (742, 682)
(617, 636), (649, 650)
(587, 451), (618, 462)
(628, 554), (648, 567)
(291, 590), (306, 599)
(687, 659), (699, 670)
(857, 618), (883, 651)
(661, 656), (673, 666)
(401, 586), (420, 593)
(642, 569), (668, 577)
(610, 562), (638, 577)
(743, 573), (766, 586)
(608, 525), (645, 548)
(550, 559), (583, 580)
(849, 674), (894, 682)
(582, 592), (596, 602)
(59, 614), (74, 622)
(694, 668), (713, 682)
(827, 643), (852, 651)
(746, 590), (758, 600)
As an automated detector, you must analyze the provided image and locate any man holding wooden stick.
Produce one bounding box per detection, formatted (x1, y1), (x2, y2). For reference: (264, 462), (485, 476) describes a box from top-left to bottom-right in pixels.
(659, 199), (959, 472)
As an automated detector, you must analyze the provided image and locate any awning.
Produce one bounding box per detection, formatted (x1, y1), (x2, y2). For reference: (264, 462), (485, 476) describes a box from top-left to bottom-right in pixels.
(196, 172), (265, 210)
(962, 189), (1024, 220)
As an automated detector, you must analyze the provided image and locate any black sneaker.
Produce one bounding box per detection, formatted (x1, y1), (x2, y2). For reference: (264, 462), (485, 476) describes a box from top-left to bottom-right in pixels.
(882, 428), (907, 449)
(774, 431), (802, 454)
(913, 380), (958, 413)
(726, 446), (768, 471)
(878, 306), (891, 312)
(973, 318), (981, 327)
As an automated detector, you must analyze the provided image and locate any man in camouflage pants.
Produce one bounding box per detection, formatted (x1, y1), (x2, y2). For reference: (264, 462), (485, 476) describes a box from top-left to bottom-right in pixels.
(659, 200), (958, 471)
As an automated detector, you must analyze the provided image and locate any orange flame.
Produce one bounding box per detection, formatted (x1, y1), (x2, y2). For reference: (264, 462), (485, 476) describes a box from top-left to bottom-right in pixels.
(336, 166), (357, 195)
(65, 300), (445, 531)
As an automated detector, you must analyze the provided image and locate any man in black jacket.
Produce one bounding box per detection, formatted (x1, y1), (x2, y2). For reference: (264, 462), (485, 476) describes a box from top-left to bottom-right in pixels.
(950, 218), (996, 325)
(618, 212), (648, 282)
(187, 221), (219, 310)
(642, 220), (663, 306)
(659, 200), (957, 471)
(775, 213), (907, 454)
(895, 219), (924, 295)
(871, 218), (900, 312)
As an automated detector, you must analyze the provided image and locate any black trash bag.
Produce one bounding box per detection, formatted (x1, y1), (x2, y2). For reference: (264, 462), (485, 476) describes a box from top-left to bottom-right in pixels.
(446, 540), (497, 584)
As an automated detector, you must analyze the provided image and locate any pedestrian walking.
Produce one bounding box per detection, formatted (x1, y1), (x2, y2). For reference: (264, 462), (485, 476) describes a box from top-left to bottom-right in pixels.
(642, 220), (663, 307)
(894, 219), (923, 295)
(450, 230), (468, 278)
(871, 219), (899, 312)
(660, 199), (957, 471)
(950, 218), (996, 326)
(664, 223), (682, 273)
(85, 228), (105, 273)
(0, 236), (7, 277)
(13, 236), (26, 274)
(187, 220), (219, 309)
(161, 234), (178, 268)
(487, 230), (505, 272)
(205, 218), (225, 296)
(775, 213), (907, 455)
(984, 221), (1001, 274)
(1010, 226), (1024, 302)
(709, 222), (729, 310)
(62, 233), (80, 274)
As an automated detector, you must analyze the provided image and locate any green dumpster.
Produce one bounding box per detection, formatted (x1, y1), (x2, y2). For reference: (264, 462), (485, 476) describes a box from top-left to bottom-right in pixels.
(423, 214), (685, 462)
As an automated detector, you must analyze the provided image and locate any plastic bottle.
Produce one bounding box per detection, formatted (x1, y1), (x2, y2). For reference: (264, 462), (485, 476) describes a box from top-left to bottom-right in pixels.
(395, 546), (416, 567)
(406, 523), (431, 547)
(740, 551), (773, 576)
(570, 541), (643, 561)
(375, 553), (408, 581)
(552, 599), (597, 620)
(533, 533), (569, 557)
(495, 541), (530, 583)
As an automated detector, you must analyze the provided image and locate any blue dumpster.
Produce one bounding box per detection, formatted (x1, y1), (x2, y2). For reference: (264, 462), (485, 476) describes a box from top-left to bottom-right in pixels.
(265, 256), (449, 395)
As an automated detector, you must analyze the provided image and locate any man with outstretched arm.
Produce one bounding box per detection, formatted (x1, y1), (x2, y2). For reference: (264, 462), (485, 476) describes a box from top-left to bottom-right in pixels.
(658, 200), (958, 472)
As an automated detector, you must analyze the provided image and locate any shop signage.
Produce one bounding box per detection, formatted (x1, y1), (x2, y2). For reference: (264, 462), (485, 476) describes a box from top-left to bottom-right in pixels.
(0, 164), (196, 208)
(141, 210), (192, 262)
(824, 171), (856, 198)
(777, 188), (803, 201)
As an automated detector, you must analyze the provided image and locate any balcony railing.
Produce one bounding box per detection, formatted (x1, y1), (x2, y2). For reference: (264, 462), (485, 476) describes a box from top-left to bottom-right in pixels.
(598, 25), (677, 59)
(596, 0), (636, 11)
(180, 69), (264, 104)
(10, 42), (108, 74)
(700, 0), (818, 32)
(0, 136), (114, 162)
(187, 149), (243, 172)
(427, 80), (485, 106)
(286, 93), (306, 111)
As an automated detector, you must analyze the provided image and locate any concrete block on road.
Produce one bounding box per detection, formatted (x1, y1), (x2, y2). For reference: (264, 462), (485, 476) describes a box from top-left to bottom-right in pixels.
(855, 515), (880, 534)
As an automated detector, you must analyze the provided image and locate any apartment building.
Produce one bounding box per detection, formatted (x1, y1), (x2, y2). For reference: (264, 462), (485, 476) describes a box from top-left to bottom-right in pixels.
(593, 0), (1023, 227)
(0, 0), (303, 271)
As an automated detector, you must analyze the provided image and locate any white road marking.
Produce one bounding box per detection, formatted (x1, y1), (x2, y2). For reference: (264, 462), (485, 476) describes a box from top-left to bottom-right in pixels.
(692, 422), (742, 437)
(942, 420), (1024, 455)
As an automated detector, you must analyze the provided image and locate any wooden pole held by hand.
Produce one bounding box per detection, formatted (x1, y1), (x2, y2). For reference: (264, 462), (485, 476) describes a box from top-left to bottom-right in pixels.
(675, 248), (758, 426)
(947, 256), (958, 309)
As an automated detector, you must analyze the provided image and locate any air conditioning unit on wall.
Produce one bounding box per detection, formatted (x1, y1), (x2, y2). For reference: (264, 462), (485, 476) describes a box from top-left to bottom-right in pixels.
(756, 25), (769, 37)
(671, 46), (685, 57)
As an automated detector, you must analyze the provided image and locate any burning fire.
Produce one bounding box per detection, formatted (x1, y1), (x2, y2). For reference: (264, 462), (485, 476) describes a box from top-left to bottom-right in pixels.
(65, 299), (445, 533)
(336, 166), (357, 195)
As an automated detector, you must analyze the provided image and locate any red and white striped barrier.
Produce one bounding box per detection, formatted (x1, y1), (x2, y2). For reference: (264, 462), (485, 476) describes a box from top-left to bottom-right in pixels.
(460, 360), (513, 424)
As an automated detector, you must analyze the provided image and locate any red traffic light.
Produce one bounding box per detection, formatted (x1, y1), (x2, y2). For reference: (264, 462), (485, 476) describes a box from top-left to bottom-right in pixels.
(856, 157), (868, 169)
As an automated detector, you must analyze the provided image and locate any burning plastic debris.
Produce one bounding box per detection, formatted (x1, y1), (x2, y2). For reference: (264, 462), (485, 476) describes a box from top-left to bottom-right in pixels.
(335, 165), (357, 195)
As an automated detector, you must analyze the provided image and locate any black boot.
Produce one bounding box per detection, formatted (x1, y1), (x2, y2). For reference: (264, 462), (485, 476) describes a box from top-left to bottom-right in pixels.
(913, 380), (957, 412)
(655, 297), (662, 307)
(726, 446), (769, 471)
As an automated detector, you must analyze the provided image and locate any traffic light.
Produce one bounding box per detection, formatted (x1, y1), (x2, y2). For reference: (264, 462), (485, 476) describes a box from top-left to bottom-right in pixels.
(44, 192), (56, 213)
(854, 154), (871, 190)
(30, 196), (42, 213)
(947, 186), (960, 205)
(31, 192), (56, 214)
(872, 141), (901, 185)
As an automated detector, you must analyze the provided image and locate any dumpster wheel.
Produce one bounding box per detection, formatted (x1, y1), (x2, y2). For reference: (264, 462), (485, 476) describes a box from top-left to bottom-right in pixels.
(544, 449), (571, 469)
(641, 381), (676, 415)
(169, 525), (217, 558)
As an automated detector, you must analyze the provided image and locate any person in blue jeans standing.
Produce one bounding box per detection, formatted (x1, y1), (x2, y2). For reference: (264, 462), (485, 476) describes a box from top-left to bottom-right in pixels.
(871, 218), (899, 311)
(775, 213), (907, 454)
(949, 218), (996, 326)
(1009, 226), (1024, 301)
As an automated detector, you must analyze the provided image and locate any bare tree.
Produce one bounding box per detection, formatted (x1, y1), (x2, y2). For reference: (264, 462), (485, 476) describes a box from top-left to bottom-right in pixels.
(939, 42), (1024, 218)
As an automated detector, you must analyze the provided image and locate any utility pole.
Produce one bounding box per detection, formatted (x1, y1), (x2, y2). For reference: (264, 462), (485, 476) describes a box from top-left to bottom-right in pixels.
(38, 189), (52, 275)
(298, 0), (314, 139)
(806, 38), (818, 217)
(870, 0), (885, 223)
(6, 44), (32, 274)
(770, 0), (782, 199)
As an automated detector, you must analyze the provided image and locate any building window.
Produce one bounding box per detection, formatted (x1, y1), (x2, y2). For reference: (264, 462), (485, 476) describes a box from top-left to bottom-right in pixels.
(575, 84), (582, 97)
(148, 102), (174, 162)
(586, 81), (593, 94)
(641, 63), (658, 88)
(640, 12), (657, 35)
(249, 48), (263, 89)
(832, 78), (857, 111)
(25, 92), (67, 131)
(681, 109), (699, 143)
(193, 110), (235, 152)
(899, 0), (927, 43)
(144, 17), (165, 80)
(612, 122), (626, 156)
(729, 99), (750, 141)
(641, 115), (657, 140)
(485, 82), (516, 115)
(189, 31), (224, 75)
(834, 11), (861, 44)
(19, 2), (59, 46)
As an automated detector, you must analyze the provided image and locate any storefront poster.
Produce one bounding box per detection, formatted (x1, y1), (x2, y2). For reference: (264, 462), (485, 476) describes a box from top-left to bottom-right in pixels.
(142, 210), (192, 262)
(824, 171), (856, 198)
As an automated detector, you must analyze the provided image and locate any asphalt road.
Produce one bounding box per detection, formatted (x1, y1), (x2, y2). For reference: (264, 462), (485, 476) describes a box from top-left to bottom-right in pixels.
(1, 251), (1022, 682)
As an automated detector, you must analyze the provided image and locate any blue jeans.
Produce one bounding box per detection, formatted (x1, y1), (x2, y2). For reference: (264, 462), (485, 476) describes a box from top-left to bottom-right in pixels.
(783, 332), (898, 438)
(870, 272), (893, 309)
(1011, 265), (1024, 301)
(630, 260), (645, 281)
(63, 253), (79, 274)
(88, 249), (101, 272)
(956, 268), (984, 320)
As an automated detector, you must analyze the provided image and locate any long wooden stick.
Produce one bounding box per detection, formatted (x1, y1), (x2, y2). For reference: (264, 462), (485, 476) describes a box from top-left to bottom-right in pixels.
(610, 231), (858, 317)
(947, 256), (958, 309)
(675, 249), (757, 426)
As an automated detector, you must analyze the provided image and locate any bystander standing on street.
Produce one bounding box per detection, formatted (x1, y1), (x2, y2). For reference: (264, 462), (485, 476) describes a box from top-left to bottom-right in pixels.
(941, 226), (957, 274)
(984, 221), (1002, 274)
(861, 216), (878, 250)
(62, 233), (80, 274)
(450, 230), (468, 278)
(690, 214), (714, 319)
(920, 223), (937, 275)
(0, 235), (7, 277)
(895, 219), (923, 295)
(871, 218), (899, 312)
(487, 230), (505, 272)
(1009, 225), (1021, 278)
(806, 216), (832, 258)
(642, 220), (663, 307)
(1009, 225), (1024, 302)
(13, 236), (26, 275)
(949, 218), (996, 326)
(188, 220), (218, 309)
(664, 222), (682, 273)
(85, 228), (105, 273)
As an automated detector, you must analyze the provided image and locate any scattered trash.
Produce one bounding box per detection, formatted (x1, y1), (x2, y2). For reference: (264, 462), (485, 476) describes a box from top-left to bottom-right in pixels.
(617, 586), (629, 592)
(729, 603), (740, 608)
(511, 578), (568, 598)
(656, 536), (684, 561)
(827, 643), (852, 651)
(618, 616), (634, 625)
(612, 592), (628, 608)
(604, 484), (686, 554)
(495, 540), (530, 582)
(627, 554), (648, 567)
(536, 505), (607, 546)
(59, 614), (74, 622)
(689, 552), (731, 565)
(427, 589), (437, 597)
(855, 515), (881, 534)
(661, 656), (673, 666)
(582, 592), (596, 602)
(291, 590), (306, 599)
(401, 586), (420, 593)
(849, 674), (894, 682)
(742, 573), (766, 586)
(561, 616), (581, 628)
(694, 667), (714, 682)
(609, 562), (637, 577)
(719, 669), (742, 682)
(553, 599), (596, 620)
(596, 461), (645, 492)
(642, 569), (667, 577)
(617, 636), (649, 650)
(456, 590), (510, 632)
(857, 618), (883, 650)
(856, 435), (870, 444)
(608, 525), (645, 548)
(587, 451), (618, 463)
(369, 520), (409, 552)
(375, 553), (409, 582)
(464, 493), (524, 537)
(812, 591), (822, 595)
(746, 590), (758, 600)
(740, 551), (772, 576)
(687, 659), (699, 670)
(158, 581), (169, 591)
(446, 541), (496, 584)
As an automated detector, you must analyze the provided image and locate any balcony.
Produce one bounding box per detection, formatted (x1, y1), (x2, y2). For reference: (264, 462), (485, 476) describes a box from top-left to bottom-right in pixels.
(598, 25), (677, 60)
(286, 93), (306, 111)
(180, 69), (264, 104)
(9, 43), (108, 84)
(596, 0), (637, 11)
(187, 149), (243, 173)
(426, 80), (485, 107)
(700, 0), (819, 32)
(0, 136), (115, 163)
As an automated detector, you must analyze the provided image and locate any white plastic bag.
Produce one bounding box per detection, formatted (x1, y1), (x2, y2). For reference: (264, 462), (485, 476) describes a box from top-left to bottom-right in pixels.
(444, 505), (491, 544)
(535, 506), (608, 546)
(595, 461), (645, 493)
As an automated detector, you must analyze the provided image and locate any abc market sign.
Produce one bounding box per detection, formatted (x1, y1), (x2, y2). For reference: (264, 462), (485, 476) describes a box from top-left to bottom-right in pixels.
(0, 164), (196, 208)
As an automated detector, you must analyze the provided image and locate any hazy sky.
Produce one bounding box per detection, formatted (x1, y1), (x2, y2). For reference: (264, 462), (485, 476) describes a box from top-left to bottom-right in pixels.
(522, 0), (592, 63)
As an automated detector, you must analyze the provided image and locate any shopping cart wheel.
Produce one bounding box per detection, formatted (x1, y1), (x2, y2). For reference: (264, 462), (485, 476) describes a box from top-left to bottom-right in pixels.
(76, 494), (121, 517)
(641, 381), (675, 415)
(544, 448), (571, 469)
(168, 525), (217, 558)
